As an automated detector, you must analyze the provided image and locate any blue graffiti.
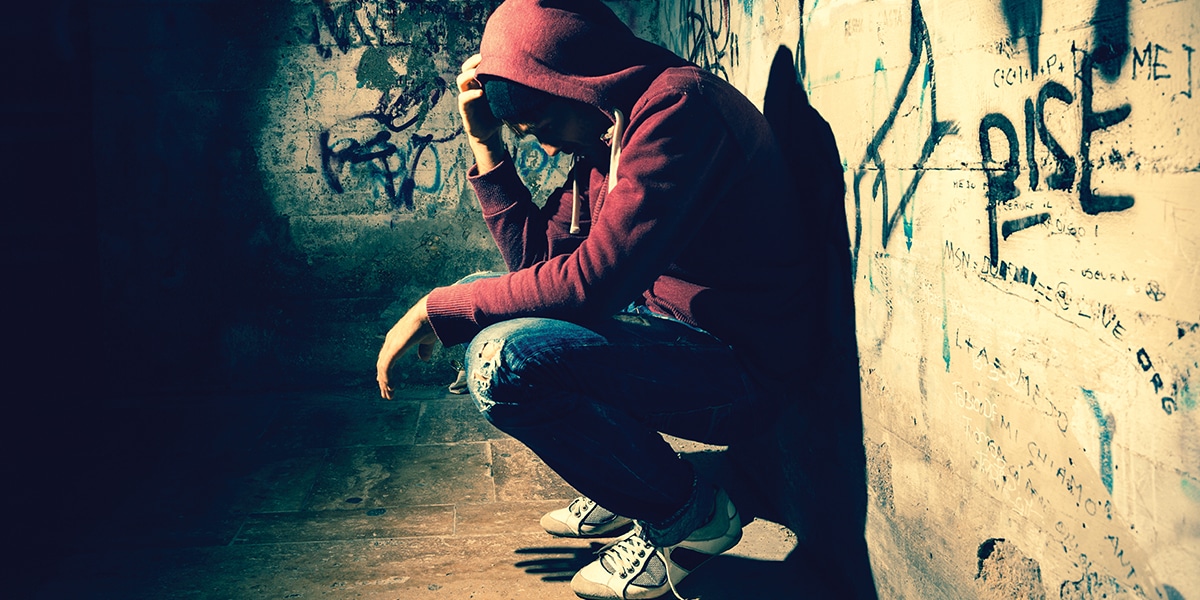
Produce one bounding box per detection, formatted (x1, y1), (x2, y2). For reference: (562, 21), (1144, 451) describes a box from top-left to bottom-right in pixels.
(319, 130), (452, 211)
(850, 0), (958, 278)
(1082, 388), (1114, 494)
(307, 70), (337, 99)
(512, 137), (564, 182)
(413, 141), (443, 195)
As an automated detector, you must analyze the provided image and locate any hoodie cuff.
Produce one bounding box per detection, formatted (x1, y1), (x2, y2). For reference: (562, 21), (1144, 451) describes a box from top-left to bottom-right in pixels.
(426, 284), (481, 348)
(468, 159), (527, 216)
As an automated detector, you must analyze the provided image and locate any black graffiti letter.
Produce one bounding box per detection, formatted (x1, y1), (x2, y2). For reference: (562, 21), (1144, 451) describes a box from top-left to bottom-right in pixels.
(1036, 81), (1077, 191)
(980, 113), (1019, 265)
(1078, 50), (1134, 215)
(1183, 44), (1195, 98)
(1024, 98), (1039, 191)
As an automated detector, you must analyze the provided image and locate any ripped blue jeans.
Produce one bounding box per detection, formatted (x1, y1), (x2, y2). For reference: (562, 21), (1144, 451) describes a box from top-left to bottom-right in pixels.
(456, 273), (766, 531)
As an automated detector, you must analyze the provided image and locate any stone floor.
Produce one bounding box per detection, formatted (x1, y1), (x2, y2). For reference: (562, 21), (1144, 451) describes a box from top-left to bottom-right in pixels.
(28, 385), (802, 599)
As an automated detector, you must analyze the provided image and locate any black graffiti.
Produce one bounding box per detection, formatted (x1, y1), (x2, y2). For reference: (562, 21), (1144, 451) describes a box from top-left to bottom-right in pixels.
(994, 53), (1064, 88)
(1131, 41), (1195, 99)
(1091, 0), (1131, 83)
(319, 129), (453, 211)
(683, 0), (738, 80)
(1183, 44), (1195, 98)
(1037, 82), (1076, 190)
(1077, 45), (1134, 215)
(850, 0), (958, 278)
(980, 113), (1020, 202)
(321, 129), (395, 200)
(1001, 0), (1043, 74)
(1132, 42), (1173, 81)
(1135, 347), (1178, 416)
(309, 0), (493, 57)
(318, 74), (460, 211)
(1144, 280), (1165, 302)
(356, 76), (449, 133)
(307, 1), (491, 210)
(311, 1), (370, 57)
(978, 47), (1133, 266)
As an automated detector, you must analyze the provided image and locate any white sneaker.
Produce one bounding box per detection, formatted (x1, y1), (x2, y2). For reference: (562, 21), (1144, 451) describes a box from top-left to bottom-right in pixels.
(570, 488), (742, 600)
(448, 368), (468, 394)
(542, 497), (633, 538)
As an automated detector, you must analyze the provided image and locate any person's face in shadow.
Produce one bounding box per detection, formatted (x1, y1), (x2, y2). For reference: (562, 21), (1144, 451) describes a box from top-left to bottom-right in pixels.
(506, 98), (612, 161)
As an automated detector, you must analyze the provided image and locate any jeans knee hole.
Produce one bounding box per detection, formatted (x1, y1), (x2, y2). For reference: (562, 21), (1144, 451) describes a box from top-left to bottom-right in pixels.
(470, 339), (505, 411)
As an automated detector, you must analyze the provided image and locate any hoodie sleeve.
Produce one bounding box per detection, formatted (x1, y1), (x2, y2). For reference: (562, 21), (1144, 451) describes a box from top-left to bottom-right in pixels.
(467, 159), (581, 272)
(427, 80), (741, 347)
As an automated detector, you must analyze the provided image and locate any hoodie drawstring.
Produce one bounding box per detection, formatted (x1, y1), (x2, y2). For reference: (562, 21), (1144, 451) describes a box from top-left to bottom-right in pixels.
(607, 108), (625, 194)
(570, 157), (582, 234)
(569, 108), (625, 235)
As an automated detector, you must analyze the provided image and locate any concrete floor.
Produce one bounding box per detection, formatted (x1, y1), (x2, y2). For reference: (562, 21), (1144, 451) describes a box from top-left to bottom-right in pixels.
(29, 385), (802, 599)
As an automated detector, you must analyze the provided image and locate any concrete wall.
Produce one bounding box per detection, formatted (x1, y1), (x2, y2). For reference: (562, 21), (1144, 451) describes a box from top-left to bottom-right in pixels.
(90, 0), (535, 390)
(252, 0), (522, 388)
(781, 0), (1197, 597)
(249, 0), (574, 388)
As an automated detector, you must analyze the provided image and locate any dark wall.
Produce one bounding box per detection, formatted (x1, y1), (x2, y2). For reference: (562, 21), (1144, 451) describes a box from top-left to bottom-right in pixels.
(90, 0), (300, 394)
(6, 4), (510, 590)
(4, 1), (298, 589)
(5, 1), (101, 588)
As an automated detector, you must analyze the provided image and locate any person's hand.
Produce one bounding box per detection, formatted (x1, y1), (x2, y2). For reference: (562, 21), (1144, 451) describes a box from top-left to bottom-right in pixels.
(376, 296), (439, 400)
(456, 53), (507, 171)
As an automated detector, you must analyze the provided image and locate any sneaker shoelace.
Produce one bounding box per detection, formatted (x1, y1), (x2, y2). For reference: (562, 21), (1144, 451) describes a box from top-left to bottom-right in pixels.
(569, 497), (593, 518)
(595, 526), (694, 600)
(571, 497), (621, 528)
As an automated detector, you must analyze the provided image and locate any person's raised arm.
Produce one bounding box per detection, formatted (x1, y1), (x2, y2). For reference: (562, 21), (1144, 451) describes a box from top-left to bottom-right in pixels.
(457, 53), (508, 174)
(427, 88), (744, 348)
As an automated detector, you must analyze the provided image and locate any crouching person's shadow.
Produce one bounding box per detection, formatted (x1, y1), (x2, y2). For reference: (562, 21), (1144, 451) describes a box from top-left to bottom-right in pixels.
(693, 45), (879, 600)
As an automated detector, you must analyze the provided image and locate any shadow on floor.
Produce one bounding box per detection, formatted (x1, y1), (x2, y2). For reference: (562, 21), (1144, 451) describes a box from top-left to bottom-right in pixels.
(510, 543), (825, 599)
(515, 542), (608, 582)
(683, 554), (815, 599)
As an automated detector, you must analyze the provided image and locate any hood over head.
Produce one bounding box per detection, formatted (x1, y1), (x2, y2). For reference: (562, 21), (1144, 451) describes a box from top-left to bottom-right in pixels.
(475, 0), (688, 119)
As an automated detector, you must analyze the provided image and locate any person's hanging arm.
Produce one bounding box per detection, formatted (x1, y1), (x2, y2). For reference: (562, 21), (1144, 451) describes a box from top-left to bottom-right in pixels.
(375, 295), (436, 400)
(377, 54), (569, 398)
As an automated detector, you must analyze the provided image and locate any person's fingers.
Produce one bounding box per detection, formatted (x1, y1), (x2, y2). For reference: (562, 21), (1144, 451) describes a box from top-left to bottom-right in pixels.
(458, 88), (485, 107)
(461, 53), (482, 72)
(456, 69), (480, 92)
(376, 345), (401, 399)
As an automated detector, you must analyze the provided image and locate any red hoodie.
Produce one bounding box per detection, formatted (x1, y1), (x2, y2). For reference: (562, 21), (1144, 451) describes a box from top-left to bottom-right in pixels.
(426, 0), (806, 394)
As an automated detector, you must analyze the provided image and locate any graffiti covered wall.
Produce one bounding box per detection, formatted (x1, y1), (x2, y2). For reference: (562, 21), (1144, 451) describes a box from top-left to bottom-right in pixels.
(254, 0), (573, 384)
(794, 0), (1197, 597)
(249, 0), (1196, 594)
